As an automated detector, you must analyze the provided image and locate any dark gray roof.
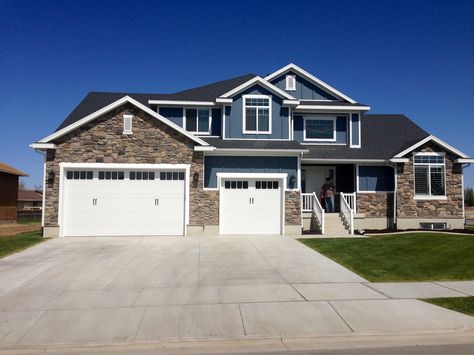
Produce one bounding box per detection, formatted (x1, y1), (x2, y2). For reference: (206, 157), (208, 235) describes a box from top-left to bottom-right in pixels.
(298, 100), (366, 106)
(55, 74), (256, 131)
(203, 138), (307, 151)
(303, 114), (429, 160)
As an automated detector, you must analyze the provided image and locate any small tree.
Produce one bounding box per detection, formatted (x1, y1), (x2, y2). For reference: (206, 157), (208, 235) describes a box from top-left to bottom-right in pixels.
(465, 187), (474, 206)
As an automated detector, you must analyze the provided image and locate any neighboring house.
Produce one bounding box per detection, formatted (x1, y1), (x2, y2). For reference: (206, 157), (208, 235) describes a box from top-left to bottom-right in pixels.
(31, 63), (473, 237)
(18, 190), (43, 210)
(0, 163), (28, 223)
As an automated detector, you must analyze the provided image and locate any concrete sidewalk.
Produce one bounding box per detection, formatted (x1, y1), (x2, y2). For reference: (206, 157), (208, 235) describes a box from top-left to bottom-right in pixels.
(0, 236), (473, 348)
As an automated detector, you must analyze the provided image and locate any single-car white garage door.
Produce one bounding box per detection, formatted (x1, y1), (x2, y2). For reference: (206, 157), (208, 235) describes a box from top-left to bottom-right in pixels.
(220, 178), (283, 235)
(62, 168), (185, 236)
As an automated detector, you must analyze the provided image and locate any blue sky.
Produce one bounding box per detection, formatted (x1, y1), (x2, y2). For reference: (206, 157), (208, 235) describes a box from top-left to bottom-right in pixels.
(1, 0), (473, 188)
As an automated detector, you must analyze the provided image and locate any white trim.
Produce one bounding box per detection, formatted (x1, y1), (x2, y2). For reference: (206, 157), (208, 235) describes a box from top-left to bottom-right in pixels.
(41, 158), (46, 227)
(303, 116), (337, 142)
(215, 98), (233, 104)
(413, 195), (448, 200)
(148, 100), (215, 106)
(242, 94), (272, 135)
(285, 75), (296, 91)
(222, 105), (227, 139)
(456, 158), (474, 163)
(184, 107), (212, 135)
(393, 135), (469, 159)
(349, 113), (361, 148)
(38, 96), (208, 146)
(30, 143), (57, 150)
(356, 164), (395, 193)
(194, 146), (216, 151)
(207, 148), (307, 155)
(295, 105), (370, 111)
(122, 114), (133, 134)
(58, 162), (191, 238)
(302, 158), (387, 163)
(282, 100), (300, 106)
(390, 158), (409, 163)
(220, 76), (296, 100)
(413, 153), (447, 199)
(264, 63), (358, 104)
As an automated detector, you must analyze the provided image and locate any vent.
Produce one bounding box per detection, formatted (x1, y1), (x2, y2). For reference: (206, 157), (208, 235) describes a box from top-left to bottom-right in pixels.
(123, 115), (133, 134)
(285, 75), (296, 91)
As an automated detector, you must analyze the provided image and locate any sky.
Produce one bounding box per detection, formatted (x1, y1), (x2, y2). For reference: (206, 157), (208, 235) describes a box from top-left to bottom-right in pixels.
(1, 0), (473, 188)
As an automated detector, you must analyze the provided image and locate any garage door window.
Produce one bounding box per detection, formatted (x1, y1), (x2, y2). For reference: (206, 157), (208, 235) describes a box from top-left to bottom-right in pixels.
(98, 171), (125, 180)
(160, 172), (185, 180)
(66, 171), (93, 180)
(224, 181), (249, 189)
(129, 171), (155, 180)
(256, 181), (279, 189)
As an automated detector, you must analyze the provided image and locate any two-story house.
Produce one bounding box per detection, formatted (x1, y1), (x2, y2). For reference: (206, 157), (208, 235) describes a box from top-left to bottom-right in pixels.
(31, 64), (473, 237)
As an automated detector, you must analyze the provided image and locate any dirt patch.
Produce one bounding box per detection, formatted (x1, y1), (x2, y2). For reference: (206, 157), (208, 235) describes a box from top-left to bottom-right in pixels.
(0, 223), (41, 237)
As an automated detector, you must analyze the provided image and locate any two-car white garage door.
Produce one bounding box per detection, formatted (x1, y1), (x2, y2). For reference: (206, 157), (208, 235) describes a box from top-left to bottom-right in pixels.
(62, 168), (185, 236)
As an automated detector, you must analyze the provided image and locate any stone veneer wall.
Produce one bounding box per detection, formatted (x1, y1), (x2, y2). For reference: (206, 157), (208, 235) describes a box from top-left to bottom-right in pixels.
(285, 190), (301, 225)
(356, 193), (394, 218)
(44, 104), (218, 227)
(396, 143), (463, 219)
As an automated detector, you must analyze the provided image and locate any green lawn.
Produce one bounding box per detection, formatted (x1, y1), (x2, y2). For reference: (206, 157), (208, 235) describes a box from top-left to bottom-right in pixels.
(0, 231), (46, 259)
(299, 233), (474, 282)
(424, 297), (474, 317)
(465, 225), (474, 231)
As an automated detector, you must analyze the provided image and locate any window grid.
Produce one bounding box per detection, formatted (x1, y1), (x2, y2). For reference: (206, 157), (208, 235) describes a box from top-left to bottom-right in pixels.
(98, 171), (125, 180)
(413, 154), (446, 197)
(243, 96), (271, 134)
(256, 181), (279, 189)
(129, 171), (155, 180)
(185, 108), (210, 134)
(66, 171), (93, 180)
(224, 180), (249, 189)
(159, 171), (185, 181)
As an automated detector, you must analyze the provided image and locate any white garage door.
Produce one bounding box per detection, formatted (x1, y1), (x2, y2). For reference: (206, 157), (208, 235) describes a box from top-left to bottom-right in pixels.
(220, 178), (282, 235)
(62, 169), (185, 236)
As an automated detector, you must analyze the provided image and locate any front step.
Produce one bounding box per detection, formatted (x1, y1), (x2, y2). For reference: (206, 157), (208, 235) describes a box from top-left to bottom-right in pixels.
(324, 213), (349, 235)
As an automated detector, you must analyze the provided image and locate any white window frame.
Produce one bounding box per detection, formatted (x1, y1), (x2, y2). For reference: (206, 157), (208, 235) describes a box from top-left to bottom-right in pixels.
(242, 94), (272, 135)
(303, 115), (337, 142)
(413, 152), (447, 200)
(285, 75), (296, 91)
(184, 108), (212, 135)
(123, 115), (133, 135)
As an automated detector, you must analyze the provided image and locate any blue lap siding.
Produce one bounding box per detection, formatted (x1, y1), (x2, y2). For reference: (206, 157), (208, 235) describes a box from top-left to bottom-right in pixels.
(293, 115), (348, 144)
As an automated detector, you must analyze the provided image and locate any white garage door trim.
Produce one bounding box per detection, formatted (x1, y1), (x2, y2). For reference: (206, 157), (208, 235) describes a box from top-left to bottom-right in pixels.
(58, 162), (190, 237)
(217, 173), (287, 235)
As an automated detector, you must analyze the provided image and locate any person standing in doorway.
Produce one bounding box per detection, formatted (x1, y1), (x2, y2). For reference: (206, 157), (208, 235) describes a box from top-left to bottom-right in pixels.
(321, 177), (336, 213)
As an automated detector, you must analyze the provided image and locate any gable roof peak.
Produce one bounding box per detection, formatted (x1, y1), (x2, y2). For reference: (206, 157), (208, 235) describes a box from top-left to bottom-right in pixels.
(219, 76), (297, 100)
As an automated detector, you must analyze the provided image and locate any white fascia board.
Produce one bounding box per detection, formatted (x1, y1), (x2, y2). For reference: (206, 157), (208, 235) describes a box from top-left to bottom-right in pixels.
(390, 158), (409, 163)
(264, 63), (358, 104)
(215, 98), (233, 103)
(217, 172), (288, 179)
(30, 143), (57, 150)
(294, 105), (370, 111)
(38, 96), (208, 146)
(393, 135), (469, 159)
(282, 100), (300, 106)
(219, 76), (297, 100)
(302, 158), (386, 163)
(456, 158), (474, 163)
(148, 100), (215, 106)
(212, 148), (309, 154)
(59, 162), (190, 170)
(194, 146), (216, 151)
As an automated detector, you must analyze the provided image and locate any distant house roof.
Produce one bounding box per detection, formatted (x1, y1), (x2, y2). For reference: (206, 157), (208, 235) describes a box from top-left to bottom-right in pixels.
(302, 114), (430, 160)
(18, 190), (42, 202)
(55, 74), (256, 131)
(0, 162), (28, 176)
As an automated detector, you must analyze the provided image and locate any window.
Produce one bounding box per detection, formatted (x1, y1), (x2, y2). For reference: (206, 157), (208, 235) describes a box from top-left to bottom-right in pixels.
(98, 171), (125, 180)
(414, 153), (445, 197)
(357, 166), (395, 192)
(185, 109), (210, 134)
(123, 115), (133, 134)
(243, 95), (271, 134)
(285, 75), (296, 91)
(304, 117), (336, 141)
(224, 180), (249, 189)
(129, 171), (155, 180)
(420, 222), (446, 230)
(256, 181), (279, 189)
(66, 170), (93, 180)
(159, 171), (185, 180)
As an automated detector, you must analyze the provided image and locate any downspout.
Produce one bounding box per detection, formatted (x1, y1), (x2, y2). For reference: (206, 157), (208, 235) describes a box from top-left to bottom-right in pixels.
(33, 148), (47, 233)
(386, 161), (397, 228)
(461, 163), (471, 221)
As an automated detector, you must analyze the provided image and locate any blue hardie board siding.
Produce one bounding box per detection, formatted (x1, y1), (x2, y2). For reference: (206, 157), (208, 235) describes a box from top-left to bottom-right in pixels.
(159, 107), (222, 136)
(204, 156), (298, 189)
(351, 113), (360, 146)
(293, 115), (348, 144)
(358, 166), (394, 192)
(224, 85), (290, 139)
(270, 71), (339, 100)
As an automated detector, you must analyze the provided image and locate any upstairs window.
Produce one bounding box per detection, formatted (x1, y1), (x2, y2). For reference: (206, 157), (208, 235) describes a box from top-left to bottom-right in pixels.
(243, 95), (271, 134)
(414, 153), (445, 197)
(185, 109), (210, 134)
(123, 115), (133, 134)
(285, 75), (296, 91)
(304, 116), (337, 141)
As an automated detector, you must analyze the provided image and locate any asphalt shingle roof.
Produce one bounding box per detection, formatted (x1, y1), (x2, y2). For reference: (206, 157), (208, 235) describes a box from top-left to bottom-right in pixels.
(203, 138), (307, 151)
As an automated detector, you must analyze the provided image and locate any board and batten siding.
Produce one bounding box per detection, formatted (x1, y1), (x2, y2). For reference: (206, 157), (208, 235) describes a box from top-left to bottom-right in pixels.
(224, 85), (290, 139)
(270, 71), (339, 100)
(204, 156), (298, 189)
(357, 165), (395, 192)
(351, 113), (361, 146)
(293, 115), (348, 144)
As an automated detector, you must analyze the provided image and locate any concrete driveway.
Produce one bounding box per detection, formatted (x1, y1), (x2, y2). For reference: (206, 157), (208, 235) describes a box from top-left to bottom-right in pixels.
(0, 236), (473, 348)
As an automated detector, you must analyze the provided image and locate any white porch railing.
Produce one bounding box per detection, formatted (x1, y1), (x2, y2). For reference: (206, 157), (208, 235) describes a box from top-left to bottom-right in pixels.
(301, 192), (325, 234)
(340, 192), (355, 234)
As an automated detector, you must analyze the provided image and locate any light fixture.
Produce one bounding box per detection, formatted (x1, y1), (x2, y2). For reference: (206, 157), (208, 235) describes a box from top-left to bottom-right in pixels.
(193, 172), (199, 183)
(47, 171), (55, 184)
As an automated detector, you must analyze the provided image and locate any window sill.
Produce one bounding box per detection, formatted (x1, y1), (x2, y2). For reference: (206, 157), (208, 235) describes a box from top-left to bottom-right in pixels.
(188, 131), (210, 135)
(243, 131), (272, 135)
(122, 131), (133, 135)
(414, 195), (448, 200)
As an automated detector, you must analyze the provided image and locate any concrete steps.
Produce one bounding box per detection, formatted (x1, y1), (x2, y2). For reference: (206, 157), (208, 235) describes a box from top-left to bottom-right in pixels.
(324, 213), (349, 235)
